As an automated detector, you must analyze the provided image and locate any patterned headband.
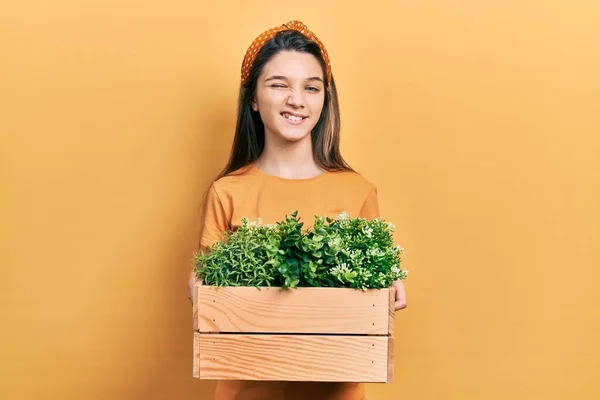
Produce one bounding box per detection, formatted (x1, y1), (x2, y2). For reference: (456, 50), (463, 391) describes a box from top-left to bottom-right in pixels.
(240, 20), (332, 85)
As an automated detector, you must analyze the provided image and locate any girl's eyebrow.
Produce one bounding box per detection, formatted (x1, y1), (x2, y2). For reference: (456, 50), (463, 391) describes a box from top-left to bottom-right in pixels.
(264, 75), (288, 82)
(264, 75), (324, 83)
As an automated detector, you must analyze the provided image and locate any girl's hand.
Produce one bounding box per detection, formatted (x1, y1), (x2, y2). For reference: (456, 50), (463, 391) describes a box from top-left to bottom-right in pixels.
(394, 279), (407, 310)
(188, 270), (198, 304)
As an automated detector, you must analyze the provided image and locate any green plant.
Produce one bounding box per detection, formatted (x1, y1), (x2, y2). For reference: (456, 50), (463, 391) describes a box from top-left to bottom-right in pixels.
(194, 211), (407, 290)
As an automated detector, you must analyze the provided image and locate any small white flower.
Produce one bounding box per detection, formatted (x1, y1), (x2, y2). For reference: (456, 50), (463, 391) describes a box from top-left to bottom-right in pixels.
(247, 217), (263, 228)
(391, 266), (400, 274)
(330, 262), (351, 278)
(338, 211), (349, 221)
(368, 248), (384, 257)
(387, 222), (396, 231)
(362, 226), (373, 238)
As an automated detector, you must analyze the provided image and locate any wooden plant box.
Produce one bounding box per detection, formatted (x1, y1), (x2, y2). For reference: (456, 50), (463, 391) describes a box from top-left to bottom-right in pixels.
(192, 281), (395, 382)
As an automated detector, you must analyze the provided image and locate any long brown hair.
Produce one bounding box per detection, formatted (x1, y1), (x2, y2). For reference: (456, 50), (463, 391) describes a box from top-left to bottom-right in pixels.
(216, 29), (353, 180)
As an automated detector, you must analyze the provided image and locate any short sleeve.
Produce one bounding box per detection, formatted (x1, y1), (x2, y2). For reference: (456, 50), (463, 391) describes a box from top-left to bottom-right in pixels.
(198, 183), (230, 252)
(359, 184), (380, 220)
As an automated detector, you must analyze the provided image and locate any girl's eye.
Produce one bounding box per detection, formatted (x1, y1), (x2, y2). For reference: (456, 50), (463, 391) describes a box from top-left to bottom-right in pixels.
(270, 84), (287, 88)
(306, 86), (320, 92)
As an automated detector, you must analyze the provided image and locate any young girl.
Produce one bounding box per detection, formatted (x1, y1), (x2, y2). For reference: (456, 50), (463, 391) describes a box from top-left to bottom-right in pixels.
(189, 20), (407, 400)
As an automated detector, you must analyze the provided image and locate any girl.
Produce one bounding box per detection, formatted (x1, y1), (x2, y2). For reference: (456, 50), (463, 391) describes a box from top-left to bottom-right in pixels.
(189, 20), (407, 400)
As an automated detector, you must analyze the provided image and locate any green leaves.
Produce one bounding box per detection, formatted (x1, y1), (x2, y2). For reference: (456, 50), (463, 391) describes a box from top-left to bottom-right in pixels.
(194, 211), (408, 290)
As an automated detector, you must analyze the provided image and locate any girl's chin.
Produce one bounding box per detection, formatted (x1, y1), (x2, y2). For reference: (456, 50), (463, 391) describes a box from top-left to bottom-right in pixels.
(266, 128), (312, 143)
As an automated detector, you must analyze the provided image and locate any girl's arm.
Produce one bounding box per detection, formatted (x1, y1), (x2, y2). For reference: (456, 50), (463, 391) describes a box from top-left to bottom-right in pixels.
(189, 183), (229, 303)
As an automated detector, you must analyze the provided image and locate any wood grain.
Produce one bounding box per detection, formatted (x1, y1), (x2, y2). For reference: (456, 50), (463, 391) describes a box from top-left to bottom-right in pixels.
(192, 281), (199, 332)
(195, 283), (391, 334)
(388, 285), (395, 336)
(387, 336), (394, 382)
(193, 332), (200, 378)
(196, 333), (391, 382)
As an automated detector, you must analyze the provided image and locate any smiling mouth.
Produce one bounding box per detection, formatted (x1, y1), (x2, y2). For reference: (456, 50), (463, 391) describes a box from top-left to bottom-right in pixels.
(281, 112), (307, 122)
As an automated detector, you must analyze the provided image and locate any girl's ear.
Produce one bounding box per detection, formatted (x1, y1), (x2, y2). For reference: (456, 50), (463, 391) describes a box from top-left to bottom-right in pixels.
(251, 100), (258, 111)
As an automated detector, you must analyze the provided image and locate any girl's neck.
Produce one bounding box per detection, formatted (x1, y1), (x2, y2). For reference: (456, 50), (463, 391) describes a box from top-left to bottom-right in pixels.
(255, 135), (323, 179)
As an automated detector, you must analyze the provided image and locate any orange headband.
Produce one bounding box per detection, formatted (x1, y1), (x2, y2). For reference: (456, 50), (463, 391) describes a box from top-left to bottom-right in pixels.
(241, 20), (332, 85)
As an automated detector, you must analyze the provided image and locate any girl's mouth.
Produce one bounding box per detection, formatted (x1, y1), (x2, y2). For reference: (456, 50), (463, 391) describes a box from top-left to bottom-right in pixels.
(281, 112), (307, 124)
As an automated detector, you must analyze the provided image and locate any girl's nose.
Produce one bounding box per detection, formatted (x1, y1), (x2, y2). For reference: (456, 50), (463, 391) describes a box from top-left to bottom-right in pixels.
(286, 90), (305, 108)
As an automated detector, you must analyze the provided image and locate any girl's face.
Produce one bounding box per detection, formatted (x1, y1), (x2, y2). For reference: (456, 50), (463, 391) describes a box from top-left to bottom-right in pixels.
(252, 51), (326, 145)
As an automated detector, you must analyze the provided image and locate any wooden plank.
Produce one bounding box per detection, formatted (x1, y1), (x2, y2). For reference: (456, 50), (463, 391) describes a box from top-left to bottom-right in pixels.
(196, 334), (390, 382)
(387, 336), (394, 382)
(192, 280), (199, 332)
(196, 283), (391, 334)
(193, 332), (200, 378)
(388, 286), (395, 336)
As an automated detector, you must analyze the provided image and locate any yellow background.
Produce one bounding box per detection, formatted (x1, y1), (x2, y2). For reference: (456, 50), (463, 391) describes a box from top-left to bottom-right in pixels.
(2, 1), (599, 399)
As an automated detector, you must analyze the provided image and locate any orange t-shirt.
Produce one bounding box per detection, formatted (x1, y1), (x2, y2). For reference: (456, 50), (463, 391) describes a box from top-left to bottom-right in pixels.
(198, 163), (380, 400)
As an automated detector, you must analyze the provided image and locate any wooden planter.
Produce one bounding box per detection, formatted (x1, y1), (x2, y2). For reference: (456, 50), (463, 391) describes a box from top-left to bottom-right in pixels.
(192, 281), (395, 382)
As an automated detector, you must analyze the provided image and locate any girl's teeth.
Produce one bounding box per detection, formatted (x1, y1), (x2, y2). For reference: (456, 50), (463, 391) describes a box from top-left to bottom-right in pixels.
(284, 114), (302, 121)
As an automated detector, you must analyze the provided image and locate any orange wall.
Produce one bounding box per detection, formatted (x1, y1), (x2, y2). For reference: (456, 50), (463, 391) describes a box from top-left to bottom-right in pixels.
(1, 1), (599, 399)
